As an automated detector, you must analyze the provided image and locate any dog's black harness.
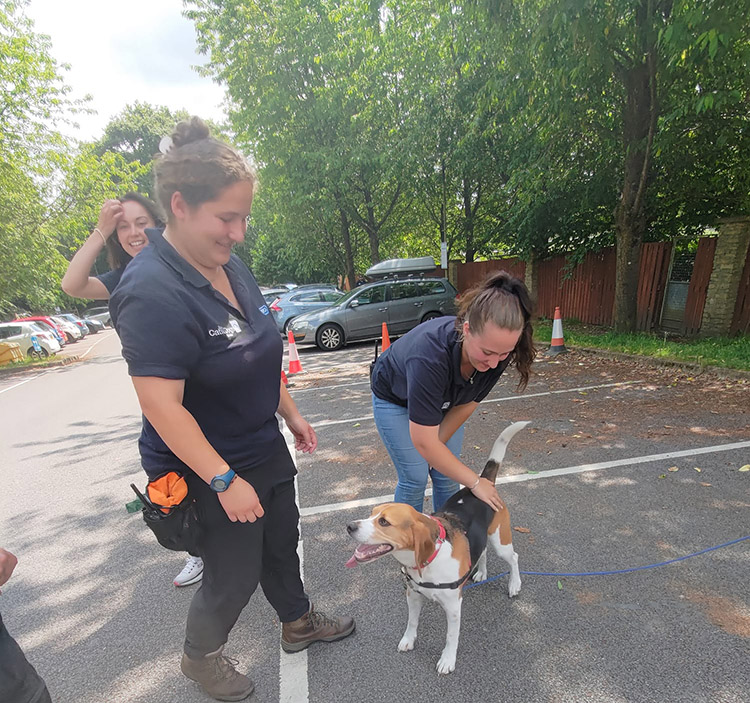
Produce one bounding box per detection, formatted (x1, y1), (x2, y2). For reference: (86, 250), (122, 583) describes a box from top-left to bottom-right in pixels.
(400, 562), (479, 590)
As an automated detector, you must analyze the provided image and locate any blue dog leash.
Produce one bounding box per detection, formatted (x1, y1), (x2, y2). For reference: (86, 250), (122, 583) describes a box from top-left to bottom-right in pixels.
(464, 534), (750, 590)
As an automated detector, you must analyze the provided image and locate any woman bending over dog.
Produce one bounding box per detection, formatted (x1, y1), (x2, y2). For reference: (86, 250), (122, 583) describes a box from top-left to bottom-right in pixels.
(371, 271), (535, 513)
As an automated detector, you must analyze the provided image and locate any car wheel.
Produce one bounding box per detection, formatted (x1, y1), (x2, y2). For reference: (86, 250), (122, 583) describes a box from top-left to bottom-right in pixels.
(28, 348), (49, 360)
(421, 311), (442, 323)
(283, 317), (296, 334)
(316, 323), (344, 351)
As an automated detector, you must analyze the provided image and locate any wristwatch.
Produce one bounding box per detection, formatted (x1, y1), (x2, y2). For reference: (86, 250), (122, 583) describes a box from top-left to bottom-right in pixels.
(210, 468), (237, 492)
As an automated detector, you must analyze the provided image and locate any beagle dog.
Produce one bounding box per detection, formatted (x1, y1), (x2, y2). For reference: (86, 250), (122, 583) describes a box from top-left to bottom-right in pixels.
(346, 421), (527, 674)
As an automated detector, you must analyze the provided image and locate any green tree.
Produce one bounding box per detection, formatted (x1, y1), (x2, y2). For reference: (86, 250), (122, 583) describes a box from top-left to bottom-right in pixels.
(0, 0), (79, 314)
(94, 102), (191, 195)
(487, 0), (749, 330)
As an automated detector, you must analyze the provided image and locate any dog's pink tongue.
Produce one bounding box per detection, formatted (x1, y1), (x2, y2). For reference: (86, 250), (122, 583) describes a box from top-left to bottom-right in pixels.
(345, 553), (359, 568)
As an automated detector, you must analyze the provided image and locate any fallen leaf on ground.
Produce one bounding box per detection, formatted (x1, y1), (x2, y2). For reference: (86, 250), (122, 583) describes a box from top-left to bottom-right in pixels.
(739, 465), (750, 472)
(694, 467), (702, 472)
(557, 580), (563, 590)
(352, 423), (361, 427)
(658, 474), (666, 479)
(513, 526), (531, 533)
(668, 466), (679, 472)
(700, 482), (712, 487)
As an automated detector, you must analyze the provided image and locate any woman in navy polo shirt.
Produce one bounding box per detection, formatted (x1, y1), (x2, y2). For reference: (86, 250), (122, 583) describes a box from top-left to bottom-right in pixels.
(62, 195), (205, 588)
(110, 118), (354, 701)
(371, 271), (535, 513)
(62, 192), (164, 298)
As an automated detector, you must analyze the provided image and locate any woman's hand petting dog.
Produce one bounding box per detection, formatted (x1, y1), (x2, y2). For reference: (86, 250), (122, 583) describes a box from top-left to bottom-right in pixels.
(470, 477), (504, 511)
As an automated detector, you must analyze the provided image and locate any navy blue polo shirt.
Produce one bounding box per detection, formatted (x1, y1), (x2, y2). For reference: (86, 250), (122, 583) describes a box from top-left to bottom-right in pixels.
(110, 228), (287, 481)
(371, 316), (511, 426)
(96, 266), (126, 294)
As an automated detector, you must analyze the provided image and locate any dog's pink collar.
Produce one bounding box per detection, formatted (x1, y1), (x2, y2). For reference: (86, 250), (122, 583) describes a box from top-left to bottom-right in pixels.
(418, 516), (446, 569)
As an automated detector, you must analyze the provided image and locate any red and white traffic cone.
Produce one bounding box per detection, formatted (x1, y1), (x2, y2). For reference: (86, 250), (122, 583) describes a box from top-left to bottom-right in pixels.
(381, 321), (391, 351)
(281, 369), (289, 386)
(287, 330), (303, 374)
(547, 306), (568, 356)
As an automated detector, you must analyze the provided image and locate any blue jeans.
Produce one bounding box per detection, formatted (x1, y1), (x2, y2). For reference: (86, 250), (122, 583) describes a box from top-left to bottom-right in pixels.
(372, 394), (465, 513)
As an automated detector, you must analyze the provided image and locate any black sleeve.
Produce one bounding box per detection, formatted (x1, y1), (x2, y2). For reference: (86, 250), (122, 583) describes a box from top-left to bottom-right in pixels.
(96, 267), (125, 294)
(110, 288), (203, 379)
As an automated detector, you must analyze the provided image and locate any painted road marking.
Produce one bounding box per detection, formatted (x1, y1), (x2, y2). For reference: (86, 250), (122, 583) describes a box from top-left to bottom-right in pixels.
(299, 439), (750, 517)
(312, 380), (645, 428)
(279, 423), (309, 703)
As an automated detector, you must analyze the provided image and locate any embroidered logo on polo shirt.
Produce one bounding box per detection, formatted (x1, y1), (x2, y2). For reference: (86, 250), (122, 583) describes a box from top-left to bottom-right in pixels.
(259, 304), (270, 315)
(442, 401), (451, 410)
(208, 319), (242, 339)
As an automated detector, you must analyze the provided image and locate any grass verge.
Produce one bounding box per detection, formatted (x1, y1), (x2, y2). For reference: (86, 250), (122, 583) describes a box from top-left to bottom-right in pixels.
(533, 319), (750, 372)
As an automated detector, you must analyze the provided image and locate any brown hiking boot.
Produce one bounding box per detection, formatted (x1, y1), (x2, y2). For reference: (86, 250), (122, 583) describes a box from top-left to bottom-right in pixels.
(281, 603), (355, 653)
(180, 647), (254, 701)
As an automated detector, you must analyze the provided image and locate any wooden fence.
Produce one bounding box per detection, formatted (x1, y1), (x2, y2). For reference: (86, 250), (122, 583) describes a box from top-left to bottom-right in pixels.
(451, 243), (673, 330)
(731, 243), (750, 335)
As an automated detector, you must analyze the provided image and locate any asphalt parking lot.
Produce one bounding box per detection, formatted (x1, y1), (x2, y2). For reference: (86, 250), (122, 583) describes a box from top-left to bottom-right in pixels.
(285, 341), (750, 703)
(1, 334), (749, 703)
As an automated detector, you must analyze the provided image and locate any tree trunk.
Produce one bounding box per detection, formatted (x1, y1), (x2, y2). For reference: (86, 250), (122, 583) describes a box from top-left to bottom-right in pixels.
(339, 207), (356, 290)
(613, 1), (658, 333)
(361, 184), (381, 265)
(462, 178), (475, 263)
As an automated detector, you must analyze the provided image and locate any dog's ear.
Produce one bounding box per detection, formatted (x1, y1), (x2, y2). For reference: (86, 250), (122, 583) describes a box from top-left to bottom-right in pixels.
(411, 519), (435, 576)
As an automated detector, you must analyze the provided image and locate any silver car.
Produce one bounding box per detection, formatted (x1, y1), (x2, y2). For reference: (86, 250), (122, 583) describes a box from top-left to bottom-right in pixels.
(290, 278), (458, 351)
(269, 285), (343, 333)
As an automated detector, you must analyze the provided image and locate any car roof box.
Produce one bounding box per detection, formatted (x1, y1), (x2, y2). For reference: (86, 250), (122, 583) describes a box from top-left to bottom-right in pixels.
(366, 256), (437, 279)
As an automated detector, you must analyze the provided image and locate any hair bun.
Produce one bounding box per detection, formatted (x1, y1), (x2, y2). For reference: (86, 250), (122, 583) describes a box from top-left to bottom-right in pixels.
(171, 116), (211, 148)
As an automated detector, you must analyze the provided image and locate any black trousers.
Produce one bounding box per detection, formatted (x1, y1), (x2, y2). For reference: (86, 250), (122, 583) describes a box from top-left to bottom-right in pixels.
(184, 444), (309, 658)
(0, 613), (52, 703)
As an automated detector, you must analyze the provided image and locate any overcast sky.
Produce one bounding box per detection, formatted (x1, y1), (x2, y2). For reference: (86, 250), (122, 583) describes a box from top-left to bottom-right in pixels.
(26, 0), (227, 142)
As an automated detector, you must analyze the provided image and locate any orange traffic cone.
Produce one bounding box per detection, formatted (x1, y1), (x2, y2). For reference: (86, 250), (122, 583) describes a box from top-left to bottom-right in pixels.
(547, 306), (568, 356)
(281, 369), (289, 386)
(287, 330), (303, 374)
(381, 321), (391, 351)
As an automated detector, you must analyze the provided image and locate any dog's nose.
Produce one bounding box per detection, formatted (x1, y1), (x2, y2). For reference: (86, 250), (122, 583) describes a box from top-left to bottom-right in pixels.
(346, 523), (357, 534)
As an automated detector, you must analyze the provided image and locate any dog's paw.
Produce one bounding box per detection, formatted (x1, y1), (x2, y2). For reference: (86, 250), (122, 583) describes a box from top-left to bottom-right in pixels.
(436, 653), (456, 674)
(508, 575), (522, 597)
(472, 567), (487, 582)
(398, 635), (416, 652)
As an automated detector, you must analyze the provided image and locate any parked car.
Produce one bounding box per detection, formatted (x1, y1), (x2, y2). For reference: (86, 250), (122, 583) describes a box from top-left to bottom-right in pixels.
(259, 287), (289, 306)
(269, 285), (343, 333)
(81, 317), (105, 333)
(0, 321), (61, 358)
(85, 306), (112, 327)
(58, 313), (89, 338)
(290, 277), (458, 351)
(49, 316), (82, 343)
(13, 316), (67, 346)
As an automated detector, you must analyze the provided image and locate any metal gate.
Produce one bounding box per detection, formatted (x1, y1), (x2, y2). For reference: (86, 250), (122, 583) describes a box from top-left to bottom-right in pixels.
(660, 237), (716, 335)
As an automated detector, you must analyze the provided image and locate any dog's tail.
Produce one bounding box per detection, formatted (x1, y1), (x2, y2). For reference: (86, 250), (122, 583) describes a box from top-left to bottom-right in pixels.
(480, 421), (530, 483)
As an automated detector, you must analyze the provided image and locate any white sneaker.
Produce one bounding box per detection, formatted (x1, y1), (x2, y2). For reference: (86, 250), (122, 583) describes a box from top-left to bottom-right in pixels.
(174, 556), (204, 587)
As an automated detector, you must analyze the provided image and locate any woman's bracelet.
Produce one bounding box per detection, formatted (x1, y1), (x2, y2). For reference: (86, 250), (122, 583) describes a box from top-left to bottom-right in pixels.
(92, 228), (107, 246)
(470, 476), (481, 491)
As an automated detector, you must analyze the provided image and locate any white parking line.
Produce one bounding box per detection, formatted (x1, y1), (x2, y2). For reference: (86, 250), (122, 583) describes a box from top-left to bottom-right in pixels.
(0, 373), (47, 395)
(290, 380), (371, 393)
(280, 422), (309, 703)
(299, 439), (750, 517)
(78, 330), (117, 358)
(312, 379), (645, 428)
